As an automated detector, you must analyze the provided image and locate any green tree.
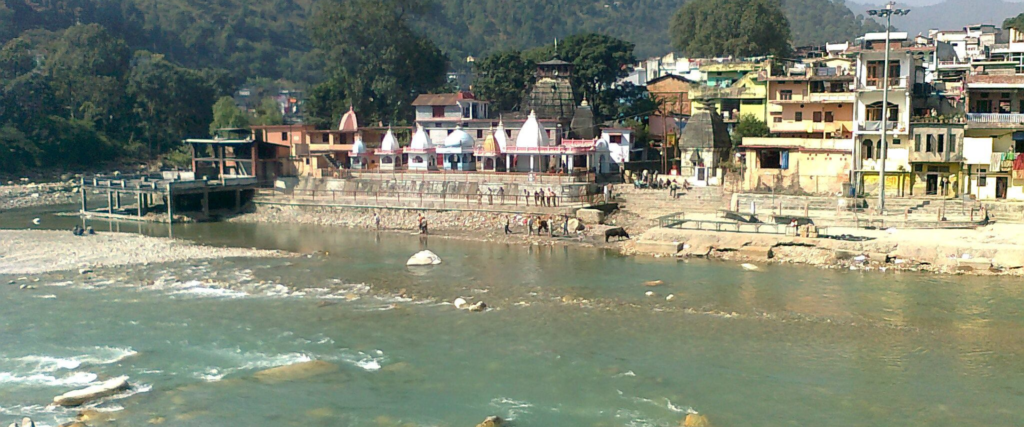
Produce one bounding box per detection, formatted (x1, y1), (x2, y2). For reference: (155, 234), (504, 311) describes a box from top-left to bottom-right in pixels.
(252, 97), (284, 126)
(731, 114), (770, 147)
(0, 38), (35, 80)
(559, 33), (636, 105)
(308, 0), (447, 126)
(209, 96), (250, 134)
(126, 51), (217, 156)
(45, 24), (131, 129)
(1004, 12), (1024, 30)
(473, 50), (534, 112)
(671, 0), (792, 58)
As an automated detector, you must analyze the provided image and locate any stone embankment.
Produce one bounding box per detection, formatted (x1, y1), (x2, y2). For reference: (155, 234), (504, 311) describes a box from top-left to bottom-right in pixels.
(0, 181), (79, 211)
(629, 224), (1024, 275)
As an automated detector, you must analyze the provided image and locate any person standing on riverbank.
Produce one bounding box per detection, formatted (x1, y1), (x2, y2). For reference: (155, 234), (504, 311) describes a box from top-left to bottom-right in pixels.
(504, 216), (512, 235)
(373, 213), (381, 230)
(527, 216), (536, 236)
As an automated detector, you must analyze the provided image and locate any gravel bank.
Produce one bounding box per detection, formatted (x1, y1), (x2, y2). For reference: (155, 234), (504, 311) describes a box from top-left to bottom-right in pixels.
(0, 230), (287, 275)
(0, 182), (78, 211)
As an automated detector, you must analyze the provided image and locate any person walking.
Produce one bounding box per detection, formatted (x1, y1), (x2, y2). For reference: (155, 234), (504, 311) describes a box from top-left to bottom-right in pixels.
(562, 214), (570, 236)
(548, 188), (557, 207)
(498, 187), (505, 204)
(523, 189), (530, 206)
(504, 216), (512, 235)
(527, 216), (536, 236)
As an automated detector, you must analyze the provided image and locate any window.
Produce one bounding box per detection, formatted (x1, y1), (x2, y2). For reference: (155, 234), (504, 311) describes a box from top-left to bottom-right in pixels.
(979, 168), (988, 187)
(281, 132), (288, 141)
(322, 134), (330, 143)
(976, 100), (992, 113)
(915, 134), (921, 152)
(863, 140), (874, 160)
(926, 135), (935, 152)
(813, 112), (823, 123)
(1002, 92), (1011, 99)
(937, 134), (945, 153)
(462, 106), (471, 119)
(865, 102), (897, 122)
(774, 117), (782, 123)
(950, 135), (957, 153)
(914, 164), (923, 172)
(892, 138), (900, 146)
(980, 92), (989, 98)
(477, 129), (483, 138)
(795, 112), (803, 122)
(1000, 100), (1012, 113)
(825, 111), (834, 122)
(780, 90), (793, 100)
(435, 123), (442, 128)
(758, 149), (788, 169)
(1015, 139), (1024, 153)
(432, 106), (446, 118)
(610, 135), (623, 144)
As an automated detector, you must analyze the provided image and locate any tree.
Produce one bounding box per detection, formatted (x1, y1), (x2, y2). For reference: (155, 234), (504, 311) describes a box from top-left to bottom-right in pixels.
(0, 38), (35, 80)
(209, 96), (250, 134)
(558, 33), (636, 115)
(671, 0), (792, 58)
(1004, 12), (1024, 30)
(731, 114), (770, 147)
(473, 50), (534, 112)
(782, 0), (883, 45)
(308, 0), (447, 126)
(252, 97), (284, 126)
(126, 51), (217, 156)
(45, 24), (131, 129)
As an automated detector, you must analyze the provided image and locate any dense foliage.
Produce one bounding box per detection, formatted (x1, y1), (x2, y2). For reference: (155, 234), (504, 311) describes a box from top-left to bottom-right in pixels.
(304, 0), (448, 127)
(784, 0), (882, 47)
(731, 114), (770, 147)
(671, 0), (793, 58)
(473, 33), (638, 121)
(1004, 12), (1024, 30)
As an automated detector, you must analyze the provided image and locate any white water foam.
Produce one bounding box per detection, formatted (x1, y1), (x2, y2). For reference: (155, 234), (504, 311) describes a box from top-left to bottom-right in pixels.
(489, 397), (534, 421)
(0, 371), (97, 387)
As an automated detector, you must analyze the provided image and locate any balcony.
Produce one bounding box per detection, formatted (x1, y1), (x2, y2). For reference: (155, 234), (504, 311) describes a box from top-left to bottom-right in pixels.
(908, 150), (963, 163)
(807, 92), (855, 103)
(689, 85), (760, 100)
(856, 77), (908, 91)
(770, 121), (846, 134)
(966, 113), (1024, 128)
(858, 121), (904, 132)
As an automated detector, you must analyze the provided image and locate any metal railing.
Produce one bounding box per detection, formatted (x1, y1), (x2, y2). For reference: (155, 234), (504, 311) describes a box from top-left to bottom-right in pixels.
(348, 169), (597, 184)
(256, 187), (607, 210)
(966, 113), (1024, 124)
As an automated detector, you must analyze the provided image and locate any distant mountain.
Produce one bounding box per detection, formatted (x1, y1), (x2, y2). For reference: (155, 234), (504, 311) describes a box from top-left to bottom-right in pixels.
(851, 0), (1024, 36)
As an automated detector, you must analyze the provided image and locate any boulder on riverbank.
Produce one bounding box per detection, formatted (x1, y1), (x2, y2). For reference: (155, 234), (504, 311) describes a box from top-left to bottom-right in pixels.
(682, 413), (710, 427)
(254, 360), (338, 383)
(53, 376), (130, 407)
(407, 250), (442, 266)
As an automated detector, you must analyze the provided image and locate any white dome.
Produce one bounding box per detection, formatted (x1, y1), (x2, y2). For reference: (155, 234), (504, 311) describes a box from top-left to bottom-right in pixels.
(410, 124), (432, 150)
(380, 127), (399, 151)
(444, 126), (474, 148)
(494, 120), (508, 151)
(352, 135), (367, 154)
(514, 111), (549, 148)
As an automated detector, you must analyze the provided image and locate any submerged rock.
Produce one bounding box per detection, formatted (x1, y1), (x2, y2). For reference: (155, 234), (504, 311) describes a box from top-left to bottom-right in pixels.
(53, 376), (130, 406)
(407, 250), (442, 266)
(476, 415), (503, 427)
(253, 360), (338, 383)
(740, 263), (759, 271)
(643, 280), (664, 287)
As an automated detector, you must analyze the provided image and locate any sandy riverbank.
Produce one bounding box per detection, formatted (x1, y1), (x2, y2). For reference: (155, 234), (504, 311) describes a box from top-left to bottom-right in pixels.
(0, 230), (287, 275)
(630, 224), (1024, 275)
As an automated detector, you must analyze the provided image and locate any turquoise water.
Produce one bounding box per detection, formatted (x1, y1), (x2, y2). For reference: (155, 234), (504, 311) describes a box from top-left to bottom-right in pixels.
(2, 206), (1024, 426)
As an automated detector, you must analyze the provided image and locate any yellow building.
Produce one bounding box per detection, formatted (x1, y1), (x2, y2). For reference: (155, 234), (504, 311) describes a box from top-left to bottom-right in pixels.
(689, 62), (768, 124)
(765, 58), (855, 139)
(741, 137), (854, 195)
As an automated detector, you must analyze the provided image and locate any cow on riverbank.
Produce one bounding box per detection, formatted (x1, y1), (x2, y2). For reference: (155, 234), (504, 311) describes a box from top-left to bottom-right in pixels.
(604, 227), (630, 242)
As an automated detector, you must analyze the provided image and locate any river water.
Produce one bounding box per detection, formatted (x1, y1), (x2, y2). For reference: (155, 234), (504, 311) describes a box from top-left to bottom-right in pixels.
(2, 206), (1024, 426)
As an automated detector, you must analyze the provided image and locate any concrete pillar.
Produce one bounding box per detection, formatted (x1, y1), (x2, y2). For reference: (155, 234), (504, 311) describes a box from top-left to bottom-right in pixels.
(167, 190), (175, 223)
(530, 156), (535, 172)
(107, 191), (113, 214)
(202, 190), (210, 218)
(137, 193), (143, 218)
(235, 190), (241, 212)
(80, 187), (87, 214)
(115, 192), (122, 210)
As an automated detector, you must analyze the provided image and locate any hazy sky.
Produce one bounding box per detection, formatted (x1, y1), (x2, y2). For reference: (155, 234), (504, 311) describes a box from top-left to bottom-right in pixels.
(883, 0), (1023, 4)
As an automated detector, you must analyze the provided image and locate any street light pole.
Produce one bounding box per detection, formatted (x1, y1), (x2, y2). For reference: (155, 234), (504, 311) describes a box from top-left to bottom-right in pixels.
(868, 2), (909, 214)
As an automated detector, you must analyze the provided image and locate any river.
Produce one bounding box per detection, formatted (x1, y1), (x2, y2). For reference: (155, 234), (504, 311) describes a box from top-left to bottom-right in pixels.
(2, 205), (1024, 426)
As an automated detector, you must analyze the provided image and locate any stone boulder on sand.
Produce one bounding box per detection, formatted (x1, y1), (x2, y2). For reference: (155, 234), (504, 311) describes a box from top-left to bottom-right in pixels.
(53, 376), (130, 407)
(476, 415), (503, 427)
(254, 360), (338, 383)
(407, 250), (442, 266)
(682, 413), (710, 427)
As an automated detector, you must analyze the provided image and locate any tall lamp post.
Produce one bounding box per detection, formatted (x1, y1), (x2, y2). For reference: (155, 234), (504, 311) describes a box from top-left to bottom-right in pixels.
(867, 2), (909, 214)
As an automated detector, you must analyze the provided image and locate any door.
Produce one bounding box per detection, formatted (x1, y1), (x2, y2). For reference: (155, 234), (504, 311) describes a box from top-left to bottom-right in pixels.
(996, 176), (1008, 199)
(926, 174), (939, 195)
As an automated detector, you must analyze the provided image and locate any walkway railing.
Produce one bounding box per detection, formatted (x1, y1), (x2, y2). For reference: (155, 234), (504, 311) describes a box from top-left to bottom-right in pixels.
(256, 187), (606, 210)
(966, 113), (1024, 125)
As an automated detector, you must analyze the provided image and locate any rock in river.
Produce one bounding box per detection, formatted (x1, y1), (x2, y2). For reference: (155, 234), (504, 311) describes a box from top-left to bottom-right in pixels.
(53, 376), (130, 407)
(407, 250), (442, 266)
(682, 413), (711, 427)
(476, 415), (503, 427)
(254, 360), (338, 383)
